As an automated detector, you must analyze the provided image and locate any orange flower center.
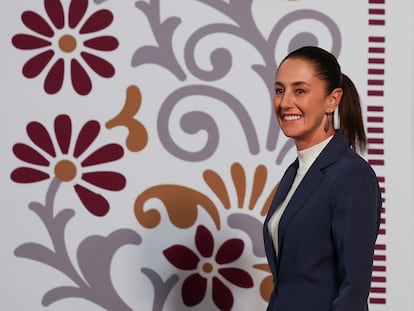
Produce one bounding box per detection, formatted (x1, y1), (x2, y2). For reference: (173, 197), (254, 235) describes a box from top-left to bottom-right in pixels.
(202, 262), (213, 273)
(54, 159), (77, 182)
(59, 34), (77, 53)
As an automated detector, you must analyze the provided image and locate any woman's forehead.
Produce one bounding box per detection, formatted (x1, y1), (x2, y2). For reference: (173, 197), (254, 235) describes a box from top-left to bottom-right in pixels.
(276, 58), (317, 82)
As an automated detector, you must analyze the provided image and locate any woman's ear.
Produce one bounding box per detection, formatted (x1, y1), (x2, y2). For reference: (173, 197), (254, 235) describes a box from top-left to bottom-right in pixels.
(327, 87), (343, 113)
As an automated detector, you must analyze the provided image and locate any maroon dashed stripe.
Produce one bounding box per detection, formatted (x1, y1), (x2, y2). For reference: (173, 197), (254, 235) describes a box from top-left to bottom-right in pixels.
(367, 0), (387, 305)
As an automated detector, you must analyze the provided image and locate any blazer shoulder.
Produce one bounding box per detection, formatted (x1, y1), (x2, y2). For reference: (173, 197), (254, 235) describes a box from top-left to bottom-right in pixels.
(317, 131), (373, 174)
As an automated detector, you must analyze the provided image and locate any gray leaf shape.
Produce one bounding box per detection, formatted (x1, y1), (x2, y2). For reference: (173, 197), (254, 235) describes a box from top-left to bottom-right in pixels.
(43, 228), (142, 310)
(132, 1), (186, 80)
(77, 228), (142, 288)
(15, 242), (55, 264)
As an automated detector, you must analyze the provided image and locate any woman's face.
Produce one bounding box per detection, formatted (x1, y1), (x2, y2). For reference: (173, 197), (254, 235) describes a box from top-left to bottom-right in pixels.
(273, 58), (341, 150)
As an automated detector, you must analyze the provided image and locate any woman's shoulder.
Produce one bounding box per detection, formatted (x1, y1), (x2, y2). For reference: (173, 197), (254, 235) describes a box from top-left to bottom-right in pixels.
(335, 147), (378, 180)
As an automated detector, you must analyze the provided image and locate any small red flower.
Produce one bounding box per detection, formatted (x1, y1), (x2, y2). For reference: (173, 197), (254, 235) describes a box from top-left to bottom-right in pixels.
(12, 0), (118, 95)
(11, 114), (126, 216)
(163, 225), (253, 310)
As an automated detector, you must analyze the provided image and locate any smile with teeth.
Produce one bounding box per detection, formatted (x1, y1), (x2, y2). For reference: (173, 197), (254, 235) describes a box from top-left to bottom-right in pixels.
(283, 115), (301, 121)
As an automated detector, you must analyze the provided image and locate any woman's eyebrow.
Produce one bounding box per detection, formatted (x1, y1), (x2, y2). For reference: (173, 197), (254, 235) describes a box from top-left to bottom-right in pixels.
(274, 81), (308, 87)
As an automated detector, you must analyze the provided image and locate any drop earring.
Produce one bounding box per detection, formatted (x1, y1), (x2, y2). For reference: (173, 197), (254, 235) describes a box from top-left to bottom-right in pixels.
(324, 113), (330, 132)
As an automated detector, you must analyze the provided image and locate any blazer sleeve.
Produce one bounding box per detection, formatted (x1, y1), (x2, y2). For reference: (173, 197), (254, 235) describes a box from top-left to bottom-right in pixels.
(330, 163), (381, 311)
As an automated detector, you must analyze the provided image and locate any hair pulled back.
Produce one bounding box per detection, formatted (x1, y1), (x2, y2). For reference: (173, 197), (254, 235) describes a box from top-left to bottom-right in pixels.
(280, 46), (367, 152)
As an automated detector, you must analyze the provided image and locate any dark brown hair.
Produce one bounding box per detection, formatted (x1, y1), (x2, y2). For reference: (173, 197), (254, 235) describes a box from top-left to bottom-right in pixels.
(280, 46), (367, 152)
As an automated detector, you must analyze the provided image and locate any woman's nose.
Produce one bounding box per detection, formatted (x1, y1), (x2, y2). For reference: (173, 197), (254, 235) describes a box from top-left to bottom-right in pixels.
(278, 91), (292, 109)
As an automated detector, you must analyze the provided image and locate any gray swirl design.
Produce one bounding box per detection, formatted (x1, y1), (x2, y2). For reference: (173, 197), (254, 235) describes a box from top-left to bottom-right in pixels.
(149, 4), (341, 162)
(97, 1), (342, 163)
(186, 0), (268, 79)
(158, 85), (260, 161)
(184, 23), (237, 81)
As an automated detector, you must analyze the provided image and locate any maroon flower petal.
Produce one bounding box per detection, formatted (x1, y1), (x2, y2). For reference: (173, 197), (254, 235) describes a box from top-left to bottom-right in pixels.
(45, 0), (64, 29)
(84, 36), (119, 51)
(23, 50), (54, 78)
(73, 120), (100, 158)
(195, 225), (214, 258)
(79, 9), (113, 34)
(44, 58), (64, 94)
(215, 239), (244, 264)
(182, 273), (207, 306)
(54, 115), (72, 155)
(218, 267), (254, 288)
(13, 143), (50, 166)
(12, 34), (51, 50)
(212, 276), (233, 311)
(163, 245), (200, 270)
(81, 171), (126, 191)
(81, 52), (115, 78)
(27, 121), (56, 157)
(81, 144), (123, 167)
(22, 11), (54, 37)
(74, 184), (109, 216)
(68, 0), (88, 28)
(71, 58), (92, 95)
(11, 167), (50, 183)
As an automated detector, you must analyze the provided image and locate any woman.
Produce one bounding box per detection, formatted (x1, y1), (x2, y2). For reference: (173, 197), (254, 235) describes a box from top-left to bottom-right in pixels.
(263, 46), (382, 310)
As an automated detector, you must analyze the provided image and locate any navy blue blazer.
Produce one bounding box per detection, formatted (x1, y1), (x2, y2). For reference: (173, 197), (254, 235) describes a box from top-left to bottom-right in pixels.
(263, 131), (382, 311)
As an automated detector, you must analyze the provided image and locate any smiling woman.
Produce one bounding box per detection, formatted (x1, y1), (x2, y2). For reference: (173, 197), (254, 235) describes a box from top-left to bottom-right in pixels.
(273, 57), (341, 150)
(263, 46), (382, 311)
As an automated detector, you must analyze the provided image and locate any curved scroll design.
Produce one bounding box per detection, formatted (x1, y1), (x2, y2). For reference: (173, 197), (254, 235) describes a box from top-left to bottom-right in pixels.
(158, 85), (260, 161)
(134, 184), (221, 229)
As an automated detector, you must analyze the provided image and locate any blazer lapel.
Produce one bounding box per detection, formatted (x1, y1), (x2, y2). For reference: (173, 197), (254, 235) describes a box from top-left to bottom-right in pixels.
(267, 160), (299, 218)
(278, 167), (324, 246)
(263, 159), (298, 276)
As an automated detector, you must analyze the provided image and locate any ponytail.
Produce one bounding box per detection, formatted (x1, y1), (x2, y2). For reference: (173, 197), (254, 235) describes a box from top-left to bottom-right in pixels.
(338, 73), (367, 152)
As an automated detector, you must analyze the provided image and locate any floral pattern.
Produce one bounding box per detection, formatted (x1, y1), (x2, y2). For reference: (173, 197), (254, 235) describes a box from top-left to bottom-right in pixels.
(135, 163), (276, 308)
(11, 114), (126, 216)
(164, 225), (254, 310)
(12, 0), (118, 95)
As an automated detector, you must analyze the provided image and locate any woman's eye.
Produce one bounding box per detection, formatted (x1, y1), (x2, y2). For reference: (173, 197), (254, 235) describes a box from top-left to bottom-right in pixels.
(275, 88), (284, 95)
(295, 89), (305, 94)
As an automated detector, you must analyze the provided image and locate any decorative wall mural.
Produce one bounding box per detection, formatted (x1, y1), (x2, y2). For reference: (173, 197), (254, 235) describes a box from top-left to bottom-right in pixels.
(5, 0), (389, 310)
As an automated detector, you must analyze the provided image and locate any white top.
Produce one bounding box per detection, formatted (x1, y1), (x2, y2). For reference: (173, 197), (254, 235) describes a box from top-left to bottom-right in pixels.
(268, 135), (333, 256)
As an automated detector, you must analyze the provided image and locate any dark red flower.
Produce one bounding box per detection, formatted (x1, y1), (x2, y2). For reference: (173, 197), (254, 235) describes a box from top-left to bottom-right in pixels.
(11, 114), (126, 216)
(12, 0), (118, 95)
(163, 225), (253, 310)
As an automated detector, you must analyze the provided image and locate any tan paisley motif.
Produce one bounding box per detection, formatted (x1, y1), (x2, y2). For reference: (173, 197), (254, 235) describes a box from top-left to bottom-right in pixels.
(134, 184), (221, 229)
(106, 85), (148, 152)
